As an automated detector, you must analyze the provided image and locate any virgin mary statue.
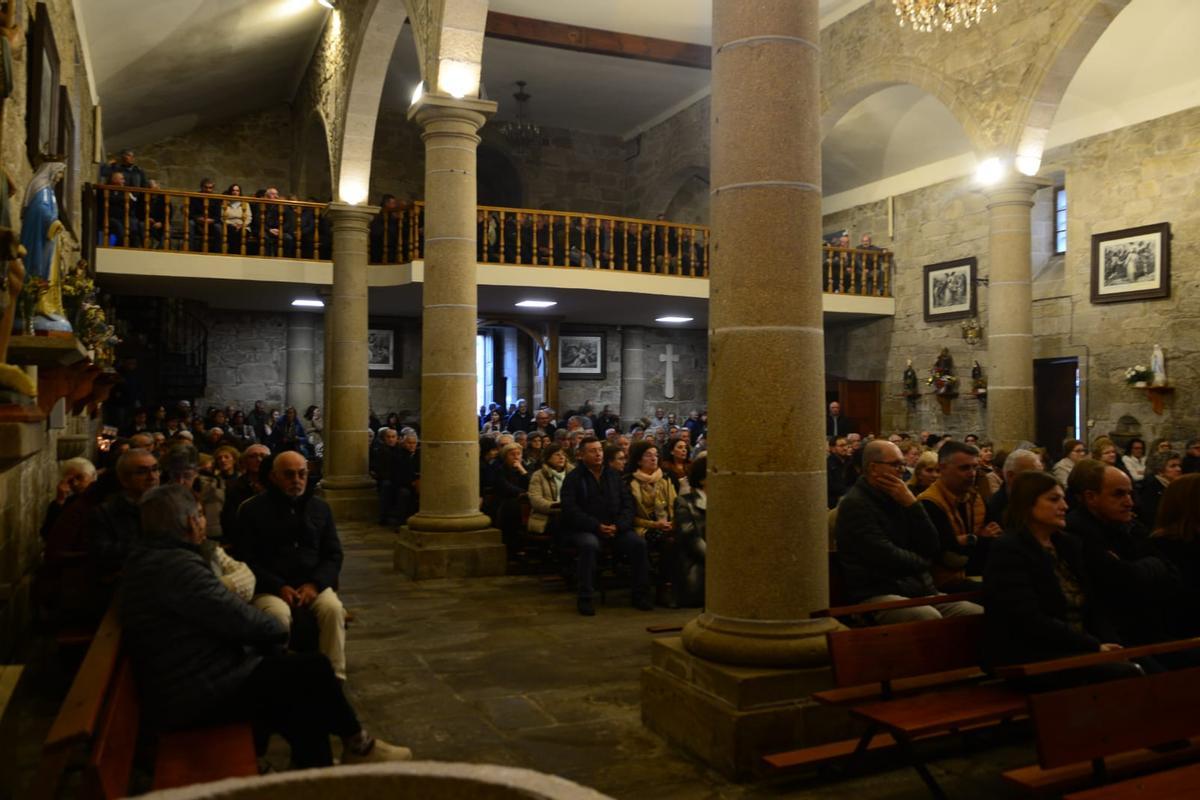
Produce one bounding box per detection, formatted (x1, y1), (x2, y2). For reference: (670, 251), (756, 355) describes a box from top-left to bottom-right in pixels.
(18, 161), (72, 333)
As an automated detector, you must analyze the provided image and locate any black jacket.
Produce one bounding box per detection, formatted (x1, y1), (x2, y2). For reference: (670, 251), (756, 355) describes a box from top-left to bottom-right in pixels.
(560, 465), (635, 535)
(834, 477), (939, 601)
(1152, 535), (1200, 639)
(237, 487), (342, 596)
(88, 492), (142, 577)
(1065, 507), (1177, 644)
(983, 529), (1117, 667)
(120, 536), (287, 730)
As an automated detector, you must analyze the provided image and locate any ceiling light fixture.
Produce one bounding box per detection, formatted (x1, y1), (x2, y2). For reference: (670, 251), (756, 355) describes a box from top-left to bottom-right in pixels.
(656, 316), (694, 324)
(515, 300), (557, 308)
(292, 298), (325, 308)
(498, 81), (542, 155)
(893, 0), (998, 32)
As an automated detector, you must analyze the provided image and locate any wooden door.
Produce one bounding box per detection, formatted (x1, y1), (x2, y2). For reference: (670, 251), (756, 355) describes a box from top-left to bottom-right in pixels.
(1034, 357), (1078, 452)
(838, 379), (881, 436)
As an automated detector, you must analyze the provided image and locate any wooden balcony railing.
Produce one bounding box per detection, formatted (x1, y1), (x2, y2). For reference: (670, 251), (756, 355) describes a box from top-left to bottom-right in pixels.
(86, 185), (892, 296)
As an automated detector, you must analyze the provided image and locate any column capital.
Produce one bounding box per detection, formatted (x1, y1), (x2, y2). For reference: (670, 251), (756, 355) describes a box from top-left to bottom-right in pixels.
(407, 92), (497, 130)
(982, 175), (1053, 208)
(324, 202), (378, 228)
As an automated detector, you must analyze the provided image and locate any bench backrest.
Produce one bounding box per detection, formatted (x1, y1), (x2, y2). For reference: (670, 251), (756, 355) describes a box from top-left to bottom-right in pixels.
(827, 614), (984, 688)
(1031, 665), (1200, 769)
(43, 603), (122, 750)
(86, 658), (140, 800)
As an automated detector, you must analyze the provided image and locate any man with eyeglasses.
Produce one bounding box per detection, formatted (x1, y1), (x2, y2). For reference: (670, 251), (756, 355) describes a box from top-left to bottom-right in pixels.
(835, 440), (983, 624)
(89, 448), (161, 582)
(238, 451), (348, 680)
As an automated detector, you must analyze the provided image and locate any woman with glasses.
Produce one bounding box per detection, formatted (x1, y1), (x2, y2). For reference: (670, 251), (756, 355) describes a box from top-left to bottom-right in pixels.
(1052, 438), (1088, 488)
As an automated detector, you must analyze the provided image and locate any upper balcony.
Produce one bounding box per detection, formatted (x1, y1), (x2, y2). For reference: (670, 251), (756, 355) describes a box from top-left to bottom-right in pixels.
(88, 185), (895, 325)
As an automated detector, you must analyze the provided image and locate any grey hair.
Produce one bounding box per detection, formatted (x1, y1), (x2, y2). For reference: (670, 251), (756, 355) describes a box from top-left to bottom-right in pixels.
(1147, 449), (1182, 477)
(160, 444), (200, 480)
(1003, 449), (1040, 476)
(139, 483), (198, 541)
(117, 449), (156, 480)
(60, 457), (97, 480)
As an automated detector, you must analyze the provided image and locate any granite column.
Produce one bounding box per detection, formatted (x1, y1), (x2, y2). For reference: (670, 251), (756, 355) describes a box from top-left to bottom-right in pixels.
(319, 204), (378, 521)
(985, 178), (1045, 450)
(641, 0), (843, 778)
(395, 93), (506, 578)
(619, 326), (646, 425)
(286, 312), (316, 412)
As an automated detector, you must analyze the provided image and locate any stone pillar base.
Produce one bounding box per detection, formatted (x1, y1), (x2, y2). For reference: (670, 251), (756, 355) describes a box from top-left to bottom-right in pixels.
(318, 481), (378, 523)
(641, 638), (855, 781)
(394, 524), (507, 579)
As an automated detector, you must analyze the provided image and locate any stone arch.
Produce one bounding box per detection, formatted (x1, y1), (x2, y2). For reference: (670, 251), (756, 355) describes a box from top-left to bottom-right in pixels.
(1008, 0), (1131, 167)
(477, 144), (523, 208)
(417, 0), (489, 98)
(334, 0), (411, 204)
(640, 165), (710, 222)
(296, 112), (333, 201)
(820, 60), (987, 154)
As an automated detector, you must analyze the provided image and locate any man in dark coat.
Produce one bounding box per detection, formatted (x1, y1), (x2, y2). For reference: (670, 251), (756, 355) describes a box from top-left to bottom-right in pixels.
(121, 483), (410, 766)
(825, 400), (854, 437)
(835, 440), (983, 624)
(238, 451), (348, 679)
(560, 437), (651, 616)
(89, 448), (160, 579)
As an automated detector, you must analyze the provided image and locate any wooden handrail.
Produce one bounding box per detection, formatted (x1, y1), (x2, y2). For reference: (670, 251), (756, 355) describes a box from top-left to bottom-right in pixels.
(812, 590), (983, 619)
(89, 184), (327, 207)
(995, 636), (1200, 679)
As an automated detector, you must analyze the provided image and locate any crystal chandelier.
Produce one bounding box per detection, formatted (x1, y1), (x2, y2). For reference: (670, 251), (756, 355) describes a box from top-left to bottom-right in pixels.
(498, 81), (541, 154)
(893, 0), (998, 32)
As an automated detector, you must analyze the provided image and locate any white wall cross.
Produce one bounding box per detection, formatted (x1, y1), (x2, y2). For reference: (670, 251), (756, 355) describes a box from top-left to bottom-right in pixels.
(660, 344), (680, 399)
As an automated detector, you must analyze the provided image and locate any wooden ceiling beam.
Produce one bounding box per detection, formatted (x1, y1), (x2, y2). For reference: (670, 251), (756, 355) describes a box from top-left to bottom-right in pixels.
(485, 12), (711, 71)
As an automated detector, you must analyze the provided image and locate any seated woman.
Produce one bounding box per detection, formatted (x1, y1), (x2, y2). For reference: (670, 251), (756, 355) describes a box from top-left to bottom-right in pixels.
(626, 440), (677, 602)
(222, 183), (251, 253)
(1052, 438), (1088, 487)
(269, 407), (310, 456)
(492, 443), (530, 554)
(662, 436), (691, 493)
(528, 443), (570, 546)
(673, 455), (707, 608)
(1140, 449), (1182, 526)
(907, 450), (939, 495)
(1123, 437), (1147, 487)
(523, 431), (545, 471)
(984, 471), (1142, 690)
(1151, 473), (1200, 640)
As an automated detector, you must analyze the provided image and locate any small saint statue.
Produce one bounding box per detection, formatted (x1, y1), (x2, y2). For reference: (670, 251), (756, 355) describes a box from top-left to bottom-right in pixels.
(1151, 344), (1167, 387)
(972, 360), (982, 382)
(903, 358), (918, 396)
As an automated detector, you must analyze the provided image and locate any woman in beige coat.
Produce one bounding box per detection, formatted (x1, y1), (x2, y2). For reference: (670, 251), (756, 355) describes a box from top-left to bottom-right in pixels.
(527, 443), (571, 540)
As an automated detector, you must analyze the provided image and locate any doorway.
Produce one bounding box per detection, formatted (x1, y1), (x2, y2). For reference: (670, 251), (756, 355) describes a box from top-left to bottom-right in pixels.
(1034, 357), (1080, 453)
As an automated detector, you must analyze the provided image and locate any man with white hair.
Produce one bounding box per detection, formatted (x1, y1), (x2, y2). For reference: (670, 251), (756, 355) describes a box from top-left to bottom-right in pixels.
(986, 449), (1043, 524)
(122, 483), (411, 766)
(43, 457), (97, 536)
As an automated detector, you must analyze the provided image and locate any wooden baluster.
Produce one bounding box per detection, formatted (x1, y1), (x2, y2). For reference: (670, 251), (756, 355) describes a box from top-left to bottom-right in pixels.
(311, 206), (319, 260)
(101, 188), (110, 246)
(164, 196), (171, 250)
(699, 229), (706, 277)
(593, 218), (600, 268)
(839, 250), (847, 294)
(257, 200), (265, 258)
(515, 212), (523, 265)
(121, 190), (130, 248)
(495, 210), (503, 264)
(883, 253), (891, 297)
(870, 253), (878, 296)
(636, 223), (643, 272)
(182, 197), (190, 252)
(218, 199), (228, 254)
(141, 190), (150, 248)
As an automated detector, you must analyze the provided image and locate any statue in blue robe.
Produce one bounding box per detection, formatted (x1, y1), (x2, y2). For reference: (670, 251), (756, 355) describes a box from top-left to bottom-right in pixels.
(18, 160), (71, 333)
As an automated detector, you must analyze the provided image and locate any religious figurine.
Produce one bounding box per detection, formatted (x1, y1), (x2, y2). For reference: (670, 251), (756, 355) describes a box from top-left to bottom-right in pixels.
(1151, 344), (1167, 387)
(927, 347), (957, 396)
(18, 161), (72, 334)
(971, 360), (987, 407)
(0, 227), (35, 397)
(903, 358), (918, 394)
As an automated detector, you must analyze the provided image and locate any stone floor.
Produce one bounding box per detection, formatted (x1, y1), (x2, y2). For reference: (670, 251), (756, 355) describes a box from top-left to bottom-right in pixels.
(2, 522), (1038, 798)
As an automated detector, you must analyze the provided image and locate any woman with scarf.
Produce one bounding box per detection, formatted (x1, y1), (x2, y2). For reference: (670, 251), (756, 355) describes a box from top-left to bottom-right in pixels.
(626, 440), (677, 602)
(528, 443), (570, 546)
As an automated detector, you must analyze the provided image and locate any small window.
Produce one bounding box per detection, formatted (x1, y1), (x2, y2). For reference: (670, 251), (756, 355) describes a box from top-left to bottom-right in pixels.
(1053, 186), (1067, 254)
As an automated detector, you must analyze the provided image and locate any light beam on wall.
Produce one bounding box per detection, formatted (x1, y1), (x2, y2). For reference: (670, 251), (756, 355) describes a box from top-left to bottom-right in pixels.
(438, 59), (480, 100)
(975, 157), (1005, 185)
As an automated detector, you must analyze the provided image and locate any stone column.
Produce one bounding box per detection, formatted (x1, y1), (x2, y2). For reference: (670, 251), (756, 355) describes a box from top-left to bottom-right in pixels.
(395, 93), (506, 579)
(985, 177), (1046, 450)
(619, 326), (646, 425)
(641, 1), (842, 779)
(319, 203), (378, 521)
(286, 312), (316, 411)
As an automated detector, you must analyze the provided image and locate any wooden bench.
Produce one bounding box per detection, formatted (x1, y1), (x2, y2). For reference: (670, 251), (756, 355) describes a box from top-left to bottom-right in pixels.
(810, 590), (984, 621)
(31, 603), (259, 799)
(764, 614), (1025, 799)
(1002, 659), (1200, 797)
(1064, 761), (1200, 800)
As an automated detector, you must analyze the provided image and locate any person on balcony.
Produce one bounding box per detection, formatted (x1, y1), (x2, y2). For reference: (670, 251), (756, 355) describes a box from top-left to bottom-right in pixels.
(97, 170), (143, 248)
(262, 187), (296, 257)
(222, 183), (251, 254)
(188, 178), (222, 252)
(109, 148), (147, 189)
(146, 179), (168, 249)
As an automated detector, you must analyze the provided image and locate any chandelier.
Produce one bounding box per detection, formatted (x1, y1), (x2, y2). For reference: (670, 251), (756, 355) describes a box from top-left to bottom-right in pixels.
(893, 1), (998, 32)
(498, 81), (541, 153)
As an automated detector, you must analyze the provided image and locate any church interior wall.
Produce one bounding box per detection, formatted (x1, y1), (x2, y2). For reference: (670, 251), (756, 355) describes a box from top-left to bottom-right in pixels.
(0, 0), (99, 657)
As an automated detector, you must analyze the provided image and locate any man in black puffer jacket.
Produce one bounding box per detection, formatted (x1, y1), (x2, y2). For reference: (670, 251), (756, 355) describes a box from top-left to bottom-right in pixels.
(237, 451), (348, 679)
(121, 483), (410, 766)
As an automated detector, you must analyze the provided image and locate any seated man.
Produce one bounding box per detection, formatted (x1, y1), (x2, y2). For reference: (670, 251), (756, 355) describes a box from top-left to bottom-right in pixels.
(238, 451), (348, 679)
(222, 443), (270, 552)
(98, 171), (143, 247)
(370, 427), (408, 525)
(835, 440), (983, 624)
(560, 437), (652, 616)
(121, 483), (410, 767)
(188, 178), (223, 251)
(986, 448), (1042, 524)
(89, 448), (160, 581)
(918, 441), (1003, 590)
(1066, 459), (1177, 646)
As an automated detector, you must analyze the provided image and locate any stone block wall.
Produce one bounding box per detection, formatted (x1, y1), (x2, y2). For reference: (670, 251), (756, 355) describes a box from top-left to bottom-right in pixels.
(623, 97), (710, 221)
(201, 312), (290, 411)
(135, 105), (297, 196)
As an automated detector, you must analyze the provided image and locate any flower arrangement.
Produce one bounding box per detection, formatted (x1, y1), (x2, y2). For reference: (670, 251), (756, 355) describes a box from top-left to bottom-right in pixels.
(927, 348), (957, 396)
(1124, 365), (1152, 387)
(76, 300), (121, 366)
(16, 275), (49, 334)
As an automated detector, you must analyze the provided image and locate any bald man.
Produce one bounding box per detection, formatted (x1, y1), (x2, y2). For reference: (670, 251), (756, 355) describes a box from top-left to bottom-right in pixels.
(238, 451), (348, 679)
(835, 440), (983, 624)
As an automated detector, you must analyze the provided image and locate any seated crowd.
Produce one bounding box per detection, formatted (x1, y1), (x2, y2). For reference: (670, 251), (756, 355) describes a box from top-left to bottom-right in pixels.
(828, 418), (1200, 688)
(95, 149), (332, 258)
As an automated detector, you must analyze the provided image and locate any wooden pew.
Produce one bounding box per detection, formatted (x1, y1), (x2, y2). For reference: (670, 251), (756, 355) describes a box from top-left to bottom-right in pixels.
(1065, 761), (1200, 800)
(31, 602), (259, 799)
(1003, 662), (1200, 797)
(810, 590), (984, 621)
(765, 614), (1025, 800)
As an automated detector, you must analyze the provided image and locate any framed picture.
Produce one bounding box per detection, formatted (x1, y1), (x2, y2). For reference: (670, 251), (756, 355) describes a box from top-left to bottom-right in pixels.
(367, 325), (402, 376)
(558, 332), (606, 379)
(26, 3), (59, 164)
(1090, 222), (1170, 304)
(923, 257), (976, 322)
(56, 85), (75, 233)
